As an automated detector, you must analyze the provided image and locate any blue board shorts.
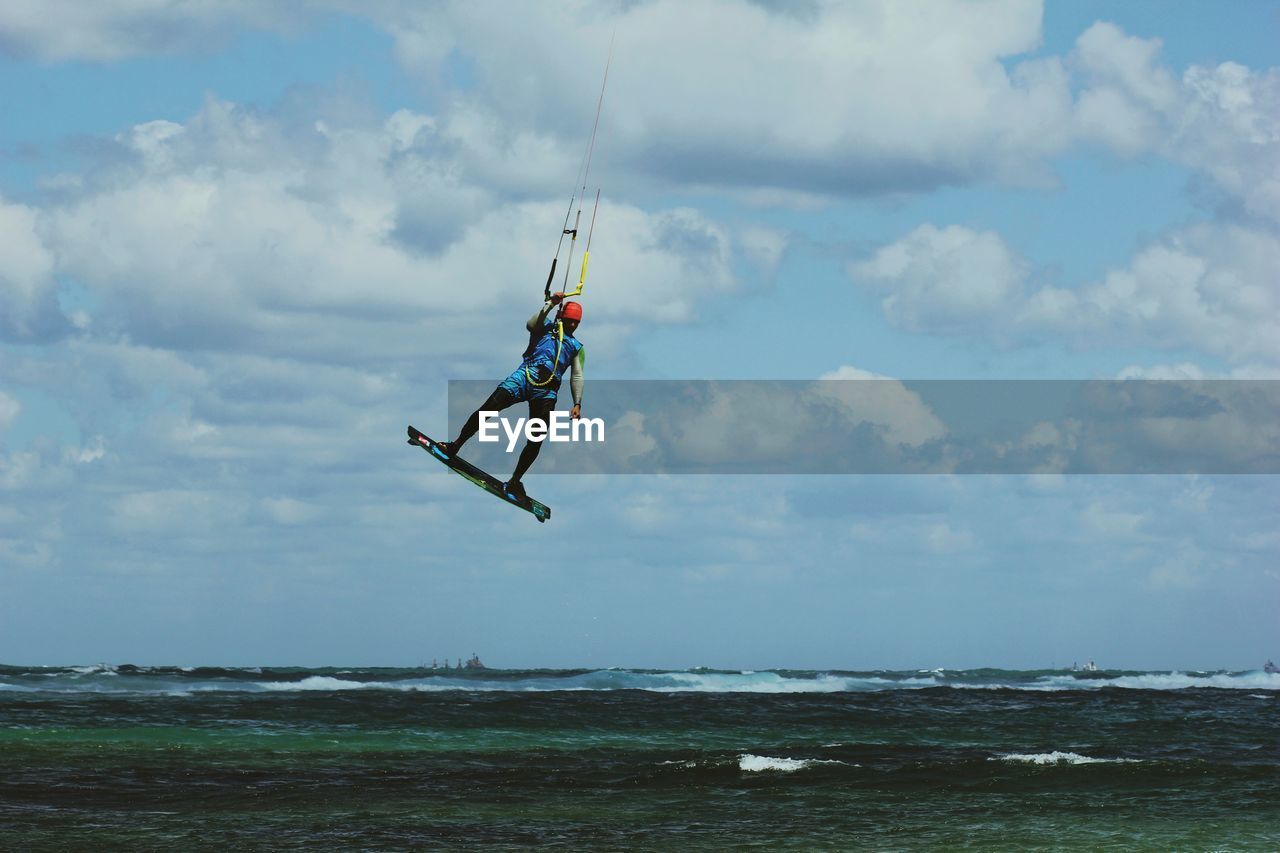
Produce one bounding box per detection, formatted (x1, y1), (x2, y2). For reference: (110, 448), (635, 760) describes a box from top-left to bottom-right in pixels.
(498, 365), (559, 403)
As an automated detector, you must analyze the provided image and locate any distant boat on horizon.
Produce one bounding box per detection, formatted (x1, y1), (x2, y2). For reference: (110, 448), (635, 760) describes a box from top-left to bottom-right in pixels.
(1265, 660), (1278, 675)
(424, 654), (487, 671)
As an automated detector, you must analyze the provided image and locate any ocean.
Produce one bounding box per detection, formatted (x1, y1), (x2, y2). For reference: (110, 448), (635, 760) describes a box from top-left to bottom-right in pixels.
(2, 665), (1277, 850)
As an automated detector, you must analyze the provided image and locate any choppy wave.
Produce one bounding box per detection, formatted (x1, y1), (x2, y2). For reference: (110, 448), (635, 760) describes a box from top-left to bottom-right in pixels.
(738, 754), (849, 773)
(1, 665), (1277, 695)
(996, 672), (1280, 692)
(258, 676), (370, 692)
(993, 751), (1141, 765)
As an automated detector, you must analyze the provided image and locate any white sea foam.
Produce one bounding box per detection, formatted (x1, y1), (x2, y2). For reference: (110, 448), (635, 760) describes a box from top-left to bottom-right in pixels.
(6, 667), (1276, 695)
(388, 671), (940, 694)
(395, 669), (1278, 694)
(69, 665), (117, 676)
(634, 671), (939, 694)
(738, 754), (848, 773)
(946, 671), (1280, 692)
(994, 751), (1139, 765)
(1104, 672), (1279, 691)
(259, 676), (367, 691)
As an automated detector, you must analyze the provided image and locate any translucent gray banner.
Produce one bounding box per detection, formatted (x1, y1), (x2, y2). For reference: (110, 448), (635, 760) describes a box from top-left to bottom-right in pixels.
(445, 380), (1280, 474)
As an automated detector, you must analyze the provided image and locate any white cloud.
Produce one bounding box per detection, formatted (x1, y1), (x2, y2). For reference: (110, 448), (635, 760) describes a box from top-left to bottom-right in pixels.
(1071, 21), (1177, 155)
(260, 496), (321, 526)
(379, 0), (1076, 196)
(1116, 364), (1208, 380)
(0, 0), (306, 61)
(41, 97), (743, 371)
(0, 86), (763, 587)
(2, 3), (1277, 668)
(849, 222), (1280, 367)
(74, 439), (105, 464)
(737, 224), (789, 280)
(1113, 363), (1280, 380)
(1174, 61), (1280, 223)
(1028, 224), (1280, 365)
(9, 4), (1271, 214)
(1072, 22), (1280, 224)
(1146, 549), (1205, 591)
(0, 391), (20, 430)
(817, 366), (947, 446)
(849, 516), (975, 555)
(110, 488), (245, 535)
(923, 521), (975, 554)
(0, 195), (66, 342)
(847, 224), (1030, 336)
(0, 449), (42, 490)
(1082, 501), (1148, 538)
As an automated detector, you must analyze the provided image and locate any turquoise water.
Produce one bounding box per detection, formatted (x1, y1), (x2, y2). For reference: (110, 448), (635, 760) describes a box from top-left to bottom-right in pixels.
(2, 665), (1278, 849)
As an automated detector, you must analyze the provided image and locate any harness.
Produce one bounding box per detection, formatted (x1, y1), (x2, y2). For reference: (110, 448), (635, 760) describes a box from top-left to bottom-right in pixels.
(525, 320), (567, 388)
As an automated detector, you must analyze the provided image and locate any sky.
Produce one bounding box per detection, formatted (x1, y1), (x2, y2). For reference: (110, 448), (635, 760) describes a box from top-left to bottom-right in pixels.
(0, 0), (1277, 670)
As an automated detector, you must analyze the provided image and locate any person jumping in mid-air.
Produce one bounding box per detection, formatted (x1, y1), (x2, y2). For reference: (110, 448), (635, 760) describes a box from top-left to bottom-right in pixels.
(439, 292), (584, 499)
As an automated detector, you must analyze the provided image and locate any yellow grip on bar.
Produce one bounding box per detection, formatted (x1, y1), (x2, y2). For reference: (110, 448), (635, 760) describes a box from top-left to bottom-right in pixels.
(565, 250), (589, 297)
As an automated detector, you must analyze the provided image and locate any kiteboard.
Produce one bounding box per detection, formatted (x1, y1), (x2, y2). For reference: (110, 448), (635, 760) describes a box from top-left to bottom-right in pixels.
(407, 425), (550, 523)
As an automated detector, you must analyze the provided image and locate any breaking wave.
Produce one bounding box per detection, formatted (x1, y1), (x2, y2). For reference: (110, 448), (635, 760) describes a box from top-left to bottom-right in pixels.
(1, 665), (1276, 695)
(738, 754), (850, 773)
(993, 751), (1141, 765)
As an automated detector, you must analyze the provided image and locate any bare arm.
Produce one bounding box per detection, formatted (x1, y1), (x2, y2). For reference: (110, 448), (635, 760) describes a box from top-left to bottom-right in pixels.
(527, 292), (566, 331)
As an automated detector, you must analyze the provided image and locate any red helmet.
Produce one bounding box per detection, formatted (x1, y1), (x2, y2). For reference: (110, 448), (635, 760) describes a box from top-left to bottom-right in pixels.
(559, 301), (583, 322)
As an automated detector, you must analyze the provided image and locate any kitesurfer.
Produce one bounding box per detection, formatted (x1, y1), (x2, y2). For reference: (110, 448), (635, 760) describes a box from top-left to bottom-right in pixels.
(439, 291), (585, 499)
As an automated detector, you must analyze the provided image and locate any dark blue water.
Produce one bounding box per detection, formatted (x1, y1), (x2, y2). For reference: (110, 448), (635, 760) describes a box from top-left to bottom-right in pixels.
(3, 666), (1277, 849)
